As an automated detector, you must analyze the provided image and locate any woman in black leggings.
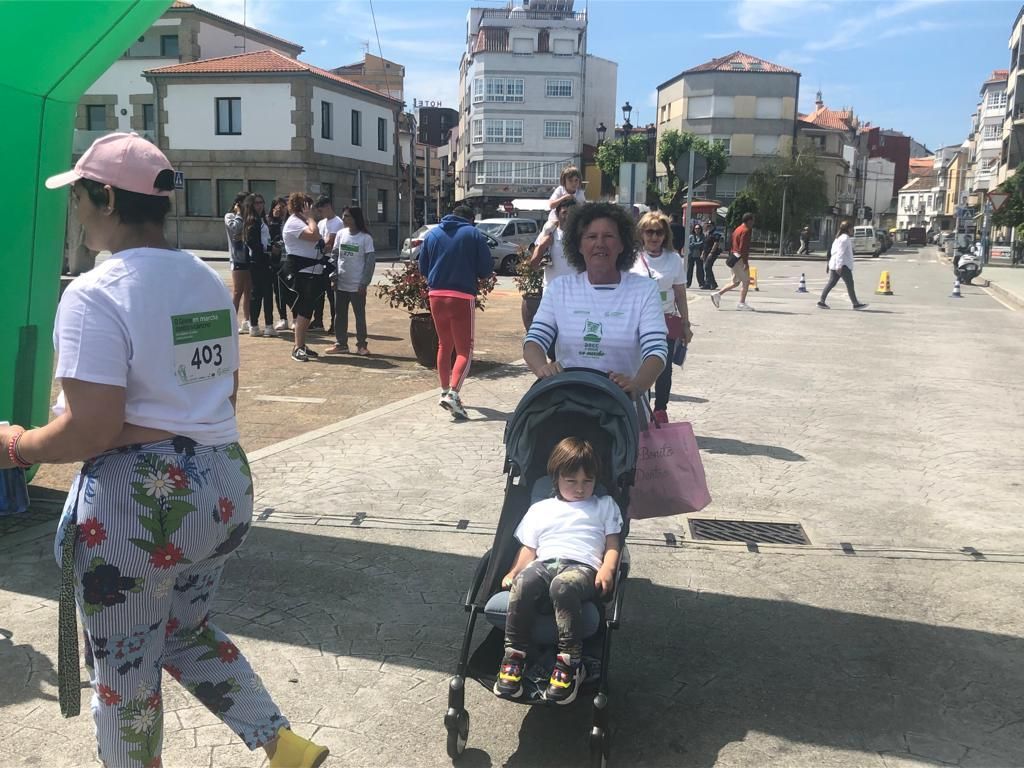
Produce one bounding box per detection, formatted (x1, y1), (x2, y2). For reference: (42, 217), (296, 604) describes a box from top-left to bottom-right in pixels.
(243, 194), (277, 336)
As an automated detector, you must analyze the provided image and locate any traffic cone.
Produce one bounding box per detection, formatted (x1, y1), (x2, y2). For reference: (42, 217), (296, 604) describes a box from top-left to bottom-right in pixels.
(749, 266), (759, 291)
(796, 273), (808, 293)
(950, 278), (962, 298)
(875, 271), (893, 296)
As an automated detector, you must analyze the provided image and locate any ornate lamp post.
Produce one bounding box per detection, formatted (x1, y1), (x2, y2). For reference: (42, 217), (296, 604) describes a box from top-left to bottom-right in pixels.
(596, 122), (607, 145)
(621, 101), (633, 145)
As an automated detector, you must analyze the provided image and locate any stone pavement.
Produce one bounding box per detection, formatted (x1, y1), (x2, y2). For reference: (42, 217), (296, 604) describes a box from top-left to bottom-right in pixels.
(2, 246), (1024, 767)
(982, 265), (1024, 310)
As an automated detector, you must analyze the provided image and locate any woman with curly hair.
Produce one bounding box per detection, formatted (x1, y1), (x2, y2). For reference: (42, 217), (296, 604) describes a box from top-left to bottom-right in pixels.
(524, 202), (667, 394)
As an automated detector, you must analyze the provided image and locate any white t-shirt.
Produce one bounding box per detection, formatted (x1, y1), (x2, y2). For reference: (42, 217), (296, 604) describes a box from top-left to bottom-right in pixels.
(630, 249), (686, 315)
(514, 495), (622, 570)
(334, 229), (376, 292)
(547, 185), (586, 222)
(536, 224), (575, 289)
(318, 215), (344, 248)
(283, 214), (321, 273)
(829, 233), (854, 271)
(525, 271), (668, 375)
(52, 248), (240, 446)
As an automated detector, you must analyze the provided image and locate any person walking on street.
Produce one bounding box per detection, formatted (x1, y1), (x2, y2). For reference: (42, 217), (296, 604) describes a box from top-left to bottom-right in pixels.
(224, 191), (252, 332)
(685, 222), (707, 289)
(702, 228), (721, 290)
(818, 220), (868, 310)
(419, 204), (494, 420)
(711, 212), (755, 311)
(1, 132), (329, 768)
(282, 193), (326, 362)
(797, 226), (812, 255)
(243, 194), (277, 337)
(311, 197), (343, 333)
(327, 206), (375, 356)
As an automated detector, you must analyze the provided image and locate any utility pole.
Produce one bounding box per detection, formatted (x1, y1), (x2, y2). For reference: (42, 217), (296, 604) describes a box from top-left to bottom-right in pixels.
(410, 113), (416, 234)
(778, 174), (792, 257)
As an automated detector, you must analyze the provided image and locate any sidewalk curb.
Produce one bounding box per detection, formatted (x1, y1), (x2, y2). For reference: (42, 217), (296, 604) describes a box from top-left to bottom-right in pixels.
(984, 279), (1024, 311)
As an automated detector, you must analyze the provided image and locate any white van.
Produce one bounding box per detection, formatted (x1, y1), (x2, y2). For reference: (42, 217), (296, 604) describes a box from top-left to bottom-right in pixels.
(852, 225), (880, 257)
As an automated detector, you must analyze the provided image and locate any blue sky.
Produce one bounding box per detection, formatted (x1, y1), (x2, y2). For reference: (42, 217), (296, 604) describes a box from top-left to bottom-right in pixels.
(206, 0), (1014, 151)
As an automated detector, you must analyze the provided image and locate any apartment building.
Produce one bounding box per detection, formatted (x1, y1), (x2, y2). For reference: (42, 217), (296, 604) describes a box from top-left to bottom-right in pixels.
(655, 51), (800, 202)
(970, 70), (1007, 200)
(455, 0), (616, 214)
(797, 92), (857, 241)
(1000, 6), (1024, 185)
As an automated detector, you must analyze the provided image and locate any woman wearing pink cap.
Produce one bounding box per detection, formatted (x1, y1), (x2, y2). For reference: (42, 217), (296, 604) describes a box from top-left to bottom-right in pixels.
(0, 133), (328, 768)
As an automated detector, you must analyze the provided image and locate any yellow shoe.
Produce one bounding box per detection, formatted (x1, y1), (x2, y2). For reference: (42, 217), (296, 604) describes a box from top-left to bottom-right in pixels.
(269, 727), (329, 768)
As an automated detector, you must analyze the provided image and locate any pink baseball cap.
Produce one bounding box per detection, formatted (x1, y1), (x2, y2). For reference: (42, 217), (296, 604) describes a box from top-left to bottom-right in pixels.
(45, 132), (175, 197)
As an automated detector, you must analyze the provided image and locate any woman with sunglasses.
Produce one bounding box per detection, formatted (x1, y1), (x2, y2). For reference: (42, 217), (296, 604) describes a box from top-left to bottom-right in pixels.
(630, 211), (692, 424)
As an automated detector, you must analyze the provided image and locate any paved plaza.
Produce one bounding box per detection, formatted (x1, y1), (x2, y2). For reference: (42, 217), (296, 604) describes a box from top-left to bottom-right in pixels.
(3, 248), (1024, 767)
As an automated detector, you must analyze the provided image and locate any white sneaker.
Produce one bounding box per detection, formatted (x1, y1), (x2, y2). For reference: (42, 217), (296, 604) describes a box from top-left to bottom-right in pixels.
(438, 391), (449, 409)
(264, 325), (278, 337)
(710, 293), (721, 309)
(273, 319), (288, 331)
(240, 320), (251, 333)
(737, 302), (755, 311)
(443, 391), (468, 420)
(249, 325), (262, 337)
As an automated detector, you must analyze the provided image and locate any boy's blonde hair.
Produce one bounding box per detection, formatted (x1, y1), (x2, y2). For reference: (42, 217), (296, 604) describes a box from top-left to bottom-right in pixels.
(560, 165), (581, 187)
(547, 437), (601, 488)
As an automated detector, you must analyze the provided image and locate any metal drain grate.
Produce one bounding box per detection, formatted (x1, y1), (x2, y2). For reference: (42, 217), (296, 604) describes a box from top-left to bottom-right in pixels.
(689, 519), (809, 545)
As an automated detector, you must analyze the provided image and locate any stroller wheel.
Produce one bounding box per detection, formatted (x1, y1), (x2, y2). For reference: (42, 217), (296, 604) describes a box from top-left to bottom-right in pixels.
(589, 726), (610, 768)
(446, 709), (469, 761)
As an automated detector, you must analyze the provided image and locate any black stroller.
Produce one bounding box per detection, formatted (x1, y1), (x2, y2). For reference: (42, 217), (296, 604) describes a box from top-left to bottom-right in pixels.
(444, 370), (640, 767)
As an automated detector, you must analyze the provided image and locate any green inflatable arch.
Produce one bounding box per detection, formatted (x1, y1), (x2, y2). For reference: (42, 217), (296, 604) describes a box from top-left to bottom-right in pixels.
(3, 1), (170, 436)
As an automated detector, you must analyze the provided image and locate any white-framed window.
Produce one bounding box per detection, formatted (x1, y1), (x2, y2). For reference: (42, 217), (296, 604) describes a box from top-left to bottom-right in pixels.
(982, 124), (1001, 139)
(709, 136), (731, 154)
(472, 119), (483, 144)
(686, 95), (734, 119)
(755, 96), (783, 119)
(474, 77), (524, 103)
(482, 118), (523, 143)
(473, 160), (561, 185)
(988, 89), (1007, 109)
(754, 134), (779, 155)
(545, 78), (573, 98)
(714, 173), (748, 198)
(544, 120), (572, 139)
(512, 36), (533, 54)
(552, 36), (576, 55)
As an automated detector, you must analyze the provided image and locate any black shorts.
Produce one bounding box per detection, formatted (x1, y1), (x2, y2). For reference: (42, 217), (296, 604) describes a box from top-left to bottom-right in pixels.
(291, 274), (325, 319)
(230, 261), (250, 272)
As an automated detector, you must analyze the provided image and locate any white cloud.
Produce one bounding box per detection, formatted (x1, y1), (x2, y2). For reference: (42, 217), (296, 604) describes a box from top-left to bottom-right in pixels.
(404, 67), (459, 110)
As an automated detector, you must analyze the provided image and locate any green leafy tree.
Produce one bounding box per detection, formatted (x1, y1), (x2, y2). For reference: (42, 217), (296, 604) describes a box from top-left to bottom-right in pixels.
(746, 151), (828, 244)
(656, 130), (729, 211)
(726, 191), (759, 228)
(991, 163), (1024, 229)
(595, 134), (649, 186)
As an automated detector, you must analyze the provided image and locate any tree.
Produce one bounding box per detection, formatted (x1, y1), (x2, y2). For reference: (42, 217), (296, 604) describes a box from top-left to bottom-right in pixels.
(595, 134), (649, 186)
(746, 151), (828, 244)
(726, 191), (758, 228)
(656, 130), (729, 211)
(991, 163), (1024, 229)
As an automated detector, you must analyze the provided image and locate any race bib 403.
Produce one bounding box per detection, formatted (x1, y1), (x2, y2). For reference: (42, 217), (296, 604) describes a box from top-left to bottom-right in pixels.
(171, 310), (235, 385)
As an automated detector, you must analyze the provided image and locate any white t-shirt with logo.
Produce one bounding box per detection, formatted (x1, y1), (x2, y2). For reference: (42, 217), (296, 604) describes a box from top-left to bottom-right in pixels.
(334, 229), (376, 292)
(525, 271), (668, 375)
(283, 214), (321, 274)
(514, 495), (622, 570)
(536, 223), (575, 288)
(52, 248), (240, 445)
(630, 249), (686, 315)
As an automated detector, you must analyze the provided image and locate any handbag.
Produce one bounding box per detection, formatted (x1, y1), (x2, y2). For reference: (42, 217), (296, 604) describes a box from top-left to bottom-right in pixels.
(725, 252), (740, 268)
(629, 404), (712, 520)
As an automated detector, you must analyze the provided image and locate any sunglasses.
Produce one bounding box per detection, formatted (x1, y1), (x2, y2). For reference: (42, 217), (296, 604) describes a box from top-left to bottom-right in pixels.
(642, 229), (665, 236)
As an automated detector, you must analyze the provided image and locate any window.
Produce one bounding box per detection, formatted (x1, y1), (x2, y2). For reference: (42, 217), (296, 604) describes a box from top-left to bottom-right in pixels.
(482, 119), (523, 144)
(545, 79), (573, 98)
(808, 134), (826, 151)
(660, 105), (668, 123)
(983, 124), (1000, 140)
(516, 221), (537, 235)
(142, 103), (155, 132)
(185, 179), (212, 216)
(216, 179), (243, 217)
(350, 184), (359, 206)
(86, 104), (107, 131)
(754, 134), (779, 155)
(713, 173), (748, 198)
(475, 77), (524, 103)
(351, 109), (362, 146)
(321, 101), (333, 140)
(320, 182), (333, 203)
(215, 97), (241, 135)
(377, 189), (388, 221)
(755, 97), (783, 119)
(160, 34), (179, 58)
(988, 90), (1008, 109)
(249, 180), (276, 204)
(472, 160), (559, 185)
(709, 136), (731, 154)
(688, 95), (734, 118)
(512, 36), (533, 54)
(552, 37), (575, 55)
(544, 120), (572, 139)
(472, 78), (484, 104)
(473, 119), (483, 144)
(378, 117), (387, 151)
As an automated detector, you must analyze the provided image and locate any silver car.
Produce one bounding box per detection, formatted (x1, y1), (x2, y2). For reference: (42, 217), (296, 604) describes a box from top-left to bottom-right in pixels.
(401, 224), (523, 275)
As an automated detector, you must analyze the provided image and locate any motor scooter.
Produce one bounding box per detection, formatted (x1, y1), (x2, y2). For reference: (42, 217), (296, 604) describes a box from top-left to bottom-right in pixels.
(953, 242), (983, 285)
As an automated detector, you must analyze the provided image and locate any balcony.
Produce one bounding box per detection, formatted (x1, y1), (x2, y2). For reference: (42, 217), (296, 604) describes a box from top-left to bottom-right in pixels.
(480, 7), (586, 21)
(74, 129), (155, 154)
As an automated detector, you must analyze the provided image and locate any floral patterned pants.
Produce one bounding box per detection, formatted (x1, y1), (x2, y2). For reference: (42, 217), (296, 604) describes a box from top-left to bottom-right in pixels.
(58, 438), (287, 767)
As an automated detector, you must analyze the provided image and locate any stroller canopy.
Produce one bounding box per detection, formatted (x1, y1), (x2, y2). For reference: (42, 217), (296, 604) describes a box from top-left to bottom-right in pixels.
(504, 371), (640, 483)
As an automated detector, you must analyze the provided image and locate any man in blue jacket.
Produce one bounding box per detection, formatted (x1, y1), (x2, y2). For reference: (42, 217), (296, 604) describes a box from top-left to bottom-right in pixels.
(419, 205), (494, 419)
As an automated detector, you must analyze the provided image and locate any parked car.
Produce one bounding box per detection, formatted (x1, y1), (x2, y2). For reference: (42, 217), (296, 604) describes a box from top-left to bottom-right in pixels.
(906, 227), (927, 246)
(852, 225), (881, 257)
(400, 224), (522, 275)
(475, 217), (540, 251)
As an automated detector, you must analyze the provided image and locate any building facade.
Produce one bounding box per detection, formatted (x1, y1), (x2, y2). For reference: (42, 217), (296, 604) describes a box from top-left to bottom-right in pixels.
(896, 170), (945, 232)
(969, 70), (1007, 204)
(999, 6), (1024, 185)
(455, 0), (616, 214)
(797, 92), (857, 242)
(655, 51), (800, 203)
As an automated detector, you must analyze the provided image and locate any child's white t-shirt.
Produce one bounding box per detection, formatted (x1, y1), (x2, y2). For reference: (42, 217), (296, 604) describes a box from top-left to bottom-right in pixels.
(547, 185), (586, 221)
(334, 229), (375, 292)
(514, 495), (622, 569)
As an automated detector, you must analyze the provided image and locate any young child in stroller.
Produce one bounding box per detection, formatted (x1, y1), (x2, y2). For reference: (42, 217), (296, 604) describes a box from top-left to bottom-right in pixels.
(494, 437), (622, 705)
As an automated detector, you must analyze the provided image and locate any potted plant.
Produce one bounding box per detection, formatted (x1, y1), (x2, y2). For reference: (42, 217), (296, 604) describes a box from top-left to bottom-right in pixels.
(376, 261), (498, 368)
(513, 252), (544, 331)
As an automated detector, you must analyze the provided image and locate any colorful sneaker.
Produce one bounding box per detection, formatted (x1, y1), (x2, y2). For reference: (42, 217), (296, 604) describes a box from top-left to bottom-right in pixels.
(302, 346), (320, 359)
(543, 653), (583, 705)
(444, 391), (468, 420)
(493, 648), (526, 699)
(652, 409), (668, 425)
(291, 347), (308, 363)
(710, 293), (721, 309)
(268, 726), (329, 768)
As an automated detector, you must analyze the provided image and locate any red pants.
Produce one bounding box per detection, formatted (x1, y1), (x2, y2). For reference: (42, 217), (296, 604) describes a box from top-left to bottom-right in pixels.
(429, 294), (475, 391)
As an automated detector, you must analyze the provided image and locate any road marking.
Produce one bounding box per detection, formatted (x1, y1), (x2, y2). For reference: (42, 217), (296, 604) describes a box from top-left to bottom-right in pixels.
(983, 287), (1019, 312)
(255, 395), (328, 404)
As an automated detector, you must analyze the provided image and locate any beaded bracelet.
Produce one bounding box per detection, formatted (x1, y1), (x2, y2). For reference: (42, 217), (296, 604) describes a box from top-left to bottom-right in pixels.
(7, 428), (32, 470)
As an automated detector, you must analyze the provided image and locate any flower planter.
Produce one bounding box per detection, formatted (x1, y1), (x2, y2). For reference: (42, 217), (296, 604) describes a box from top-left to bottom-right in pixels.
(521, 294), (542, 331)
(409, 312), (439, 368)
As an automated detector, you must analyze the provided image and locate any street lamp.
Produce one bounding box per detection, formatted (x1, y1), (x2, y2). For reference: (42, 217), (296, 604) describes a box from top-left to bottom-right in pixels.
(778, 174), (793, 258)
(596, 122), (607, 145)
(621, 101), (633, 144)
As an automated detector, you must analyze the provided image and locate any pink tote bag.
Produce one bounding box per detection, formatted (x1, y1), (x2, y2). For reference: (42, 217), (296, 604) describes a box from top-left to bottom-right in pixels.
(629, 421), (712, 519)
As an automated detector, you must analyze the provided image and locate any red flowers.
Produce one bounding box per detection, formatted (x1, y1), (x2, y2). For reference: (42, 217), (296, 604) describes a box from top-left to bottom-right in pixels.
(165, 617), (180, 638)
(79, 518), (108, 548)
(147, 692), (162, 710)
(166, 465), (188, 489)
(97, 683), (121, 706)
(217, 641), (239, 664)
(217, 497), (234, 523)
(149, 542), (185, 570)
